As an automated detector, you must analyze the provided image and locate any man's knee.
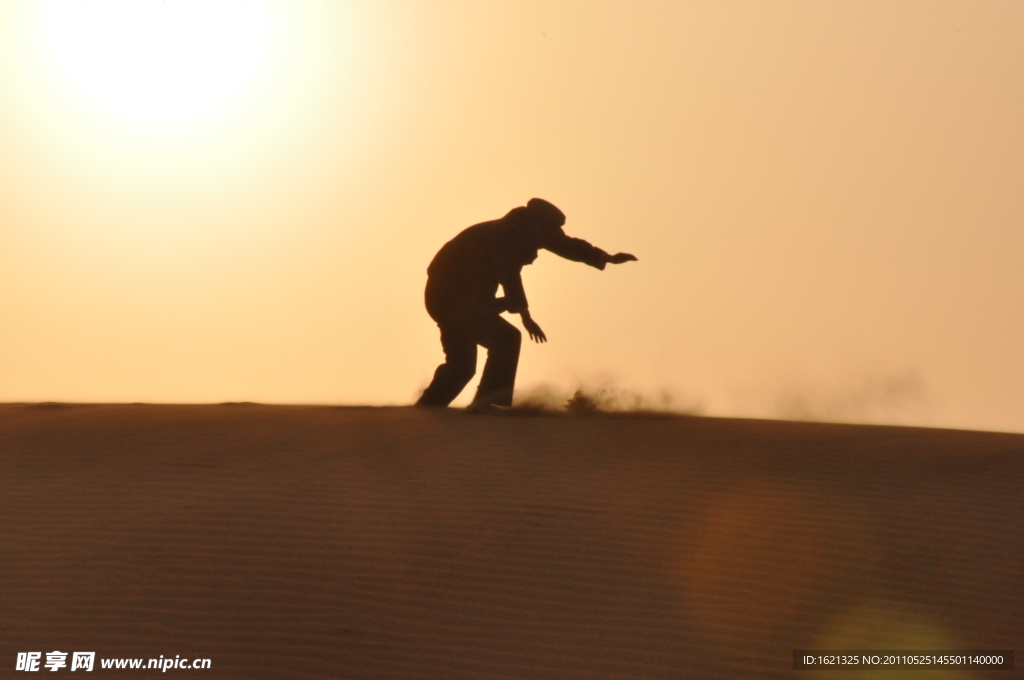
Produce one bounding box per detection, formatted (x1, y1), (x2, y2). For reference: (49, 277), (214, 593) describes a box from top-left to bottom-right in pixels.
(500, 323), (522, 350)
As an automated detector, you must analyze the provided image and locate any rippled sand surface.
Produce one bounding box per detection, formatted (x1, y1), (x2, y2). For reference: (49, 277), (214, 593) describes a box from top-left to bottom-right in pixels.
(2, 404), (1020, 678)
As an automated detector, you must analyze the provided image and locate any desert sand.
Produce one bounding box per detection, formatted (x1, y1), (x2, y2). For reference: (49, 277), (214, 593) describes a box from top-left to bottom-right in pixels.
(1, 403), (1020, 678)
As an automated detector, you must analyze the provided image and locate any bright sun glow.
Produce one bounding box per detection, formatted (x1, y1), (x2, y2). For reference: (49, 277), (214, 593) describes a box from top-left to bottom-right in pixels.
(44, 0), (270, 124)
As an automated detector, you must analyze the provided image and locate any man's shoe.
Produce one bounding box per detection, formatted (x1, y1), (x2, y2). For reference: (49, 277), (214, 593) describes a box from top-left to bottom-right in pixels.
(465, 400), (498, 415)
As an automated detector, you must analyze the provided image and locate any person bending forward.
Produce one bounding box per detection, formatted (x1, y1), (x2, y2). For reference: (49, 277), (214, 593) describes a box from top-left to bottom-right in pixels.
(416, 198), (637, 411)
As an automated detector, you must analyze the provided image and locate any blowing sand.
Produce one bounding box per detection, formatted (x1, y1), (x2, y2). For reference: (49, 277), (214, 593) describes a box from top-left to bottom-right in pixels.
(1, 403), (1020, 678)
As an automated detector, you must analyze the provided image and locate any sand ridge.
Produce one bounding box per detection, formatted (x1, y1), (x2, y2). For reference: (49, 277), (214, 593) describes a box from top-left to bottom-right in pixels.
(1, 404), (1020, 678)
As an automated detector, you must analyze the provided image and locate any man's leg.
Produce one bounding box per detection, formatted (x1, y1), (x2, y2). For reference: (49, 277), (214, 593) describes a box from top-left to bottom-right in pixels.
(471, 315), (522, 408)
(416, 324), (477, 407)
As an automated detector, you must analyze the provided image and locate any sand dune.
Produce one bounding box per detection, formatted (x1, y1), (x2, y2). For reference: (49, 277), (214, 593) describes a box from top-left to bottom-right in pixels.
(1, 404), (1020, 678)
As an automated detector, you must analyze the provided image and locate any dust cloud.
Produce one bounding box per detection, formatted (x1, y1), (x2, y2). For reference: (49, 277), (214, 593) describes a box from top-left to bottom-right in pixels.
(505, 370), (928, 426)
(768, 371), (928, 425)
(510, 381), (704, 416)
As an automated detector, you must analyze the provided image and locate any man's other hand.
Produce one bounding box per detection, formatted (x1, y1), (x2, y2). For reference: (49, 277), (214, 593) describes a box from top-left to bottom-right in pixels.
(521, 315), (547, 343)
(606, 252), (638, 265)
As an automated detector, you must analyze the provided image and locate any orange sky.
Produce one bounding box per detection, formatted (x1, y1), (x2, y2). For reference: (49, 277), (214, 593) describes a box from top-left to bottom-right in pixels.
(1, 1), (1022, 432)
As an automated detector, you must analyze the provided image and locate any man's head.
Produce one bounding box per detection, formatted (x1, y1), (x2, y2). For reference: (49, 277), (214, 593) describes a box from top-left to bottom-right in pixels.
(525, 198), (566, 230)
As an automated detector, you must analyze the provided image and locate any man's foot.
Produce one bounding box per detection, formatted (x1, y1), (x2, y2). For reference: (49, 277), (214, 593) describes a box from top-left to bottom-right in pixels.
(465, 400), (499, 415)
(415, 391), (449, 408)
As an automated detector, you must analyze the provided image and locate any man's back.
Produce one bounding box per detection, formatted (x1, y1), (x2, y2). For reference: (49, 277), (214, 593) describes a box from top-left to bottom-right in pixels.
(427, 222), (504, 296)
(426, 212), (536, 319)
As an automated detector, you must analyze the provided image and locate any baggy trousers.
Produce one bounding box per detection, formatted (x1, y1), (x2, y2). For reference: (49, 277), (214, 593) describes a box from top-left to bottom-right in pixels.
(417, 311), (522, 408)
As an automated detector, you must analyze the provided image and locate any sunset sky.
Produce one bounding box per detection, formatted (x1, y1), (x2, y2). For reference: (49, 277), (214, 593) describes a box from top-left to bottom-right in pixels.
(1, 1), (1022, 433)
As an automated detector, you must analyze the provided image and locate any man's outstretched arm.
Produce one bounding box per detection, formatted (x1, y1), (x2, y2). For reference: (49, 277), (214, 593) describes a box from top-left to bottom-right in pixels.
(543, 229), (637, 269)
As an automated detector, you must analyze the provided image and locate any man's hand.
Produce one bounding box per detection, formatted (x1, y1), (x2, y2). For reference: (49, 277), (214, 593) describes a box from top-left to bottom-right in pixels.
(523, 317), (547, 343)
(519, 309), (547, 343)
(605, 252), (638, 265)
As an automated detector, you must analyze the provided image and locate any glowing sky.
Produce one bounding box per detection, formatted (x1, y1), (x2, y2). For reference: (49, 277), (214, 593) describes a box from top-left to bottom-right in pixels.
(1, 1), (1022, 432)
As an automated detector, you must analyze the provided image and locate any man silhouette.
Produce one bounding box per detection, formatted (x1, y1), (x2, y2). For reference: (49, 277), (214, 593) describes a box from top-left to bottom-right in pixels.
(416, 198), (637, 411)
